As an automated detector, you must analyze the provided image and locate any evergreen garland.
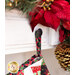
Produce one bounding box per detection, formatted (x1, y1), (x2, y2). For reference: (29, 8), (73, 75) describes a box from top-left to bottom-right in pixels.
(5, 0), (70, 15)
(5, 0), (38, 14)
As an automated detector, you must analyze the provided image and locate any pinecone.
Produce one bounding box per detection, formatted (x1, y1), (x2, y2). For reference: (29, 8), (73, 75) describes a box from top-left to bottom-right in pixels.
(55, 43), (70, 71)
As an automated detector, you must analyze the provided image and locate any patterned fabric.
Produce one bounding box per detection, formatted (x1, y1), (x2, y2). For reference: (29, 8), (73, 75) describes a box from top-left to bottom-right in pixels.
(7, 29), (50, 75)
(35, 29), (42, 56)
(7, 55), (42, 75)
(17, 70), (24, 75)
(31, 59), (50, 75)
(41, 59), (50, 75)
(31, 66), (41, 75)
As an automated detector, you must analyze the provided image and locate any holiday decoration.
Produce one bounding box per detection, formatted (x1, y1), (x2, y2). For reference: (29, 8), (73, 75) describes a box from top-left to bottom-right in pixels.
(6, 0), (70, 72)
(7, 29), (50, 75)
(55, 0), (70, 71)
(55, 0), (70, 70)
(5, 0), (37, 13)
(5, 0), (70, 32)
(29, 0), (70, 31)
(59, 25), (70, 43)
(55, 25), (70, 71)
(55, 43), (70, 71)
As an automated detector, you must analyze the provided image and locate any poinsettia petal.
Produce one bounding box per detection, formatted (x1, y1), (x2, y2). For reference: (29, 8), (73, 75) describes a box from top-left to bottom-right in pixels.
(29, 7), (42, 18)
(29, 8), (45, 31)
(59, 28), (66, 42)
(56, 1), (69, 5)
(51, 0), (69, 13)
(30, 19), (39, 31)
(29, 11), (38, 22)
(62, 20), (70, 30)
(54, 0), (65, 1)
(30, 16), (50, 31)
(59, 35), (66, 42)
(38, 16), (49, 27)
(51, 4), (62, 13)
(29, 11), (35, 16)
(35, 9), (44, 20)
(44, 11), (60, 30)
(53, 1), (69, 9)
(56, 5), (70, 21)
(42, 0), (46, 1)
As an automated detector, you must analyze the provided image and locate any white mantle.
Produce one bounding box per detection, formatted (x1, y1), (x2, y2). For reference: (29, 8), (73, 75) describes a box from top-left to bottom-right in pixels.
(5, 9), (59, 55)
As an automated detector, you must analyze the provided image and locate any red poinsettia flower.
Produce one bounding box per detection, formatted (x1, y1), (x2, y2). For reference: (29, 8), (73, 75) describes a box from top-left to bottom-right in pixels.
(29, 0), (70, 31)
(62, 20), (70, 30)
(59, 28), (66, 42)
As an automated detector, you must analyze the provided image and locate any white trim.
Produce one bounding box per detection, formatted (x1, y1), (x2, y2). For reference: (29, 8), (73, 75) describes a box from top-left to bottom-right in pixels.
(5, 42), (54, 55)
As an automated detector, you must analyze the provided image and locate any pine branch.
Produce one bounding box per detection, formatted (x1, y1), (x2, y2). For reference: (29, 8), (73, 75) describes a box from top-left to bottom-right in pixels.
(5, 0), (38, 15)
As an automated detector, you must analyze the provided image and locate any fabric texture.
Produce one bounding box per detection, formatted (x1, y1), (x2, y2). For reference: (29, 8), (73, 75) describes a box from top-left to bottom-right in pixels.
(7, 29), (50, 75)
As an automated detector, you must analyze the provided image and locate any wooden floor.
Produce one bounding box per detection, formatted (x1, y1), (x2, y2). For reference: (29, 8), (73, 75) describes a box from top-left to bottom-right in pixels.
(5, 48), (70, 75)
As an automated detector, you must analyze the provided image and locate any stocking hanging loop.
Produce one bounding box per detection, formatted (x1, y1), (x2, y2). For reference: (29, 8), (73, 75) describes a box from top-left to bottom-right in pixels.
(35, 28), (43, 56)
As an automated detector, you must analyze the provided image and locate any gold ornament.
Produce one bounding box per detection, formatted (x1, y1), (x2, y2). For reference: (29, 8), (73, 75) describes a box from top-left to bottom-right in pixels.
(42, 2), (46, 6)
(46, 0), (54, 3)
(41, 1), (51, 11)
(48, 7), (51, 10)
(43, 6), (47, 11)
(51, 0), (54, 2)
(46, 0), (50, 3)
(7, 2), (13, 7)
(55, 43), (70, 71)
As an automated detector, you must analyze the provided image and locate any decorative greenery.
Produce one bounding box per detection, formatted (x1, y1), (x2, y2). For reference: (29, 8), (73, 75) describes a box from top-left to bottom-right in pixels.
(5, 0), (70, 44)
(5, 0), (38, 14)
